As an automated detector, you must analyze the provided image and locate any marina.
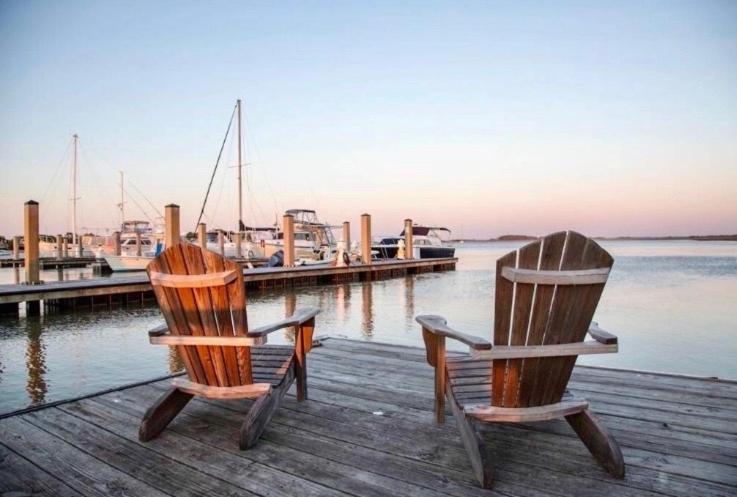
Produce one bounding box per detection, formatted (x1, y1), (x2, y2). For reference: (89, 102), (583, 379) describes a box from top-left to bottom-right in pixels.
(2, 3), (736, 495)
(1, 338), (735, 497)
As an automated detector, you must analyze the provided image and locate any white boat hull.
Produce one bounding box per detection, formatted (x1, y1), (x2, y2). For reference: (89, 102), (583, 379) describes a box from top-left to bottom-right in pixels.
(104, 255), (153, 272)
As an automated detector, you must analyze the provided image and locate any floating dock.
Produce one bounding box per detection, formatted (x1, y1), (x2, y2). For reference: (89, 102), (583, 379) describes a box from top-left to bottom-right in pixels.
(0, 257), (457, 314)
(0, 338), (734, 496)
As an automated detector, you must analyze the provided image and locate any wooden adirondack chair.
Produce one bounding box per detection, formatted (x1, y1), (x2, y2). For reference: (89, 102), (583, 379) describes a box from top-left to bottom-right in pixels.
(139, 242), (319, 449)
(417, 231), (624, 487)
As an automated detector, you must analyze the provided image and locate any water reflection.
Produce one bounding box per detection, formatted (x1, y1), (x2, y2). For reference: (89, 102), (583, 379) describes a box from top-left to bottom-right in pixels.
(335, 284), (350, 324)
(361, 281), (373, 337)
(25, 318), (47, 404)
(404, 275), (415, 324)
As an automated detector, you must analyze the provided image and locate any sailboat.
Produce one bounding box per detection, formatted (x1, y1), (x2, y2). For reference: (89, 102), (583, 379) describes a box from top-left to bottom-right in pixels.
(199, 99), (276, 260)
(102, 171), (165, 271)
(39, 134), (103, 257)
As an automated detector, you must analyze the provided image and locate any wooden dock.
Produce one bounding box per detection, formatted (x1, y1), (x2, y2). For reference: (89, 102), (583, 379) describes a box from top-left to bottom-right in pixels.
(1, 338), (734, 496)
(0, 257), (456, 313)
(0, 256), (97, 269)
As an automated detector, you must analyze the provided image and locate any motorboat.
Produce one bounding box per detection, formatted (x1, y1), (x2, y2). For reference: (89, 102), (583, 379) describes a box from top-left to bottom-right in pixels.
(373, 225), (456, 259)
(39, 234), (102, 258)
(262, 209), (338, 262)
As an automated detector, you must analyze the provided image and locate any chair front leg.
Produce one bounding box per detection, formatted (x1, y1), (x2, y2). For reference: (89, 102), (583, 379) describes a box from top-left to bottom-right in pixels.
(139, 387), (193, 442)
(422, 327), (446, 424)
(294, 318), (315, 401)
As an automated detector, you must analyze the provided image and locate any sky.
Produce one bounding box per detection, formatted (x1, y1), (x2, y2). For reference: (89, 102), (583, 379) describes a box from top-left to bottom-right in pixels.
(1, 0), (736, 239)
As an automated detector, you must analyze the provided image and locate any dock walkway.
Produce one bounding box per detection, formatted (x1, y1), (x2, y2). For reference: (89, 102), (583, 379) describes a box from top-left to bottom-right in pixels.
(1, 338), (735, 496)
(0, 257), (456, 311)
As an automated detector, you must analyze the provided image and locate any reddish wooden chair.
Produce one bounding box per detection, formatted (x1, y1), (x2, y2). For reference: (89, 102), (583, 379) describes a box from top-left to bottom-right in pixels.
(140, 242), (319, 449)
(417, 231), (624, 487)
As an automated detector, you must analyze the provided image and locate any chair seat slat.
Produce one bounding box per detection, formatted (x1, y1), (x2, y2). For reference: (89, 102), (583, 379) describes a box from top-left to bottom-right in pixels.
(463, 398), (588, 422)
(171, 377), (271, 399)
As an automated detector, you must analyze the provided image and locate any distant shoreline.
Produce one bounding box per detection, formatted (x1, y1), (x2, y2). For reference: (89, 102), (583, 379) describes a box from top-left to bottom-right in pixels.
(453, 234), (737, 242)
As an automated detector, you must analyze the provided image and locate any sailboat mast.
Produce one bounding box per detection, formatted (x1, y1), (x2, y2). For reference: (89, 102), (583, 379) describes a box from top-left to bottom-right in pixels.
(72, 133), (79, 246)
(119, 170), (125, 230)
(237, 99), (244, 232)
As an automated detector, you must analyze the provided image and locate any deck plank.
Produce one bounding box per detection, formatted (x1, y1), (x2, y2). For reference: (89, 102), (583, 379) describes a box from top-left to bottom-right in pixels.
(1, 338), (735, 497)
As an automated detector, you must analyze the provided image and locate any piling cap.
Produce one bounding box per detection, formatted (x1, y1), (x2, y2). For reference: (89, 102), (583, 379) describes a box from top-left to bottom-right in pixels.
(165, 203), (180, 208)
(25, 200), (39, 205)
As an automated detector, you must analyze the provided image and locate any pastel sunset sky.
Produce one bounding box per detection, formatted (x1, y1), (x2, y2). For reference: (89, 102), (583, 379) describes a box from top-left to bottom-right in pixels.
(1, 1), (736, 238)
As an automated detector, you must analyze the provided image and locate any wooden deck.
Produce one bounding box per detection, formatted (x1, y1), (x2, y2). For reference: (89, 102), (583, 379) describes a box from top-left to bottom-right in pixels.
(1, 338), (735, 496)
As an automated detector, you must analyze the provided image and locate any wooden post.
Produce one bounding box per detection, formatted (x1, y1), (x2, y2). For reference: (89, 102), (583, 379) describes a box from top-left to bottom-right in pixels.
(283, 214), (295, 267)
(135, 232), (142, 256)
(12, 235), (20, 260)
(165, 204), (180, 248)
(197, 223), (206, 249)
(342, 221), (350, 250)
(218, 231), (225, 256)
(113, 231), (121, 256)
(56, 235), (63, 260)
(235, 232), (243, 258)
(361, 213), (372, 265)
(24, 201), (40, 283)
(404, 218), (413, 260)
(77, 234), (83, 257)
(24, 201), (41, 315)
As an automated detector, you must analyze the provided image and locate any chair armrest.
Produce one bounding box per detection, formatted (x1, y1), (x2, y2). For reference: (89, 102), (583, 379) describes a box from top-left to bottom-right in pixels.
(588, 322), (618, 345)
(247, 307), (320, 338)
(147, 324), (266, 346)
(416, 315), (491, 350)
(148, 324), (169, 337)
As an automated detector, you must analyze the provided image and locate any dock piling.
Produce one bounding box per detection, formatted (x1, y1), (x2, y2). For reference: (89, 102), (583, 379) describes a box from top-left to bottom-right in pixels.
(24, 200), (41, 315)
(113, 232), (121, 256)
(165, 204), (181, 248)
(56, 235), (63, 260)
(404, 218), (413, 260)
(62, 237), (68, 258)
(342, 221), (351, 251)
(235, 232), (243, 258)
(361, 213), (372, 265)
(283, 214), (295, 267)
(135, 232), (142, 256)
(218, 231), (225, 256)
(12, 235), (20, 261)
(77, 235), (83, 257)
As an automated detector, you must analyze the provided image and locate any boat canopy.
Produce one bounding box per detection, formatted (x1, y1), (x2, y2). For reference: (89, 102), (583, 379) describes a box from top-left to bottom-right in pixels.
(399, 226), (452, 237)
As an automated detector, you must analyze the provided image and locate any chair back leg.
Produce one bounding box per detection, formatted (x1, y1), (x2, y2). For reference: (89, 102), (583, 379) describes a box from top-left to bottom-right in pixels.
(566, 408), (625, 478)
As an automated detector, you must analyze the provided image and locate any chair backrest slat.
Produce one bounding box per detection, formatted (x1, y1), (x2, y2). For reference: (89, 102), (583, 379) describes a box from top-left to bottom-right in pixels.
(491, 231), (613, 408)
(179, 243), (234, 386)
(501, 267), (610, 285)
(147, 242), (253, 388)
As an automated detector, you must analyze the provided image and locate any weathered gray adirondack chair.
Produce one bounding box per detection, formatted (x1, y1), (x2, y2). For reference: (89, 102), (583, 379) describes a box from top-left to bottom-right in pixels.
(417, 231), (624, 487)
(140, 242), (319, 449)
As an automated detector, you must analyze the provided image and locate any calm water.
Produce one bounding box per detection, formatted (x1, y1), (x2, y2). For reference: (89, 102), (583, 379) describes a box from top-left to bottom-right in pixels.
(1, 240), (736, 414)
